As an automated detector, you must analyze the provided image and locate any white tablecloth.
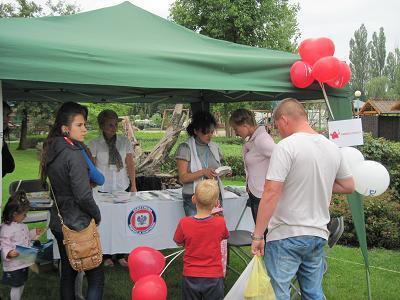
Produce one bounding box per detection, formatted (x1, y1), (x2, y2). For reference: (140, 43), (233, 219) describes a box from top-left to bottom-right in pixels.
(52, 188), (254, 256)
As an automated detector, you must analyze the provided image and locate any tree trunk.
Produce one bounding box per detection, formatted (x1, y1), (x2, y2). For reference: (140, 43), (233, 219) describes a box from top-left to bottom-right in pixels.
(223, 103), (232, 137)
(17, 109), (28, 150)
(121, 116), (142, 159)
(137, 104), (188, 175)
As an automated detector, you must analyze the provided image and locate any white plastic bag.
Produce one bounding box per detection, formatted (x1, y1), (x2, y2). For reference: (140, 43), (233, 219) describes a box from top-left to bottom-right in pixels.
(224, 256), (256, 300)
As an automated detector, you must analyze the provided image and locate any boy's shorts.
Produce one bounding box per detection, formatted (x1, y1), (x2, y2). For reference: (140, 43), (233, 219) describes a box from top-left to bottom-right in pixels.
(182, 276), (224, 300)
(2, 267), (29, 287)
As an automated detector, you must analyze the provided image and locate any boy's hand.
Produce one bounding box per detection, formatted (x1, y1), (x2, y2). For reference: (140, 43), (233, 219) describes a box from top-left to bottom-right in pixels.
(7, 250), (19, 258)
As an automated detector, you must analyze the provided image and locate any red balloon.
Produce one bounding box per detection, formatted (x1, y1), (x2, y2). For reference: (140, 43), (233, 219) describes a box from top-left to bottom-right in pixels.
(290, 60), (314, 88)
(326, 61), (351, 88)
(299, 38), (335, 65)
(312, 56), (341, 83)
(132, 275), (167, 300)
(128, 247), (166, 282)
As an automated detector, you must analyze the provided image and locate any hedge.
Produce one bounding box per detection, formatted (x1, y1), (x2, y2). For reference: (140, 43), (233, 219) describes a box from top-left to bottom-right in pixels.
(330, 190), (400, 249)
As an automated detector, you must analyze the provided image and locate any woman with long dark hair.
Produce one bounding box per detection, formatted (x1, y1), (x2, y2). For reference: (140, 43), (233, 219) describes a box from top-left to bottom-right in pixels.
(40, 102), (104, 300)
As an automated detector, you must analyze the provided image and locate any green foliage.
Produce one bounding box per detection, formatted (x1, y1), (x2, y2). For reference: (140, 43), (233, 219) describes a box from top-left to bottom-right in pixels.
(169, 0), (300, 52)
(350, 24), (400, 99)
(368, 27), (386, 78)
(330, 191), (400, 249)
(83, 103), (134, 130)
(151, 113), (162, 127)
(365, 76), (391, 99)
(359, 133), (400, 200)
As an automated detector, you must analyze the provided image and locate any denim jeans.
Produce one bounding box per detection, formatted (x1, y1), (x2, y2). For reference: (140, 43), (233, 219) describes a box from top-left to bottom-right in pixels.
(183, 193), (197, 216)
(52, 230), (105, 300)
(264, 236), (327, 300)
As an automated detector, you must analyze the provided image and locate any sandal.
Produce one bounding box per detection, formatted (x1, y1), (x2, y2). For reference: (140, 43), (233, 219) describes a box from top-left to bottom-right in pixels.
(118, 258), (128, 267)
(103, 258), (114, 267)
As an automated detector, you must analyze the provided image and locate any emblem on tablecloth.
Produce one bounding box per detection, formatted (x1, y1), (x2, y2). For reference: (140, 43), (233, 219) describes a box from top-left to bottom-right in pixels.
(127, 205), (157, 234)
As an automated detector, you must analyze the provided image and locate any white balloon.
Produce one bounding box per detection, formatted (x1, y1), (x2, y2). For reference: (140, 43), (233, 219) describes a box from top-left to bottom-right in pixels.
(352, 160), (390, 197)
(339, 147), (364, 171)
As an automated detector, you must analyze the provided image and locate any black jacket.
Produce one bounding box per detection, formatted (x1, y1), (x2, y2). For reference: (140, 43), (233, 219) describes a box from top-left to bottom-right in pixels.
(2, 141), (15, 177)
(46, 137), (101, 232)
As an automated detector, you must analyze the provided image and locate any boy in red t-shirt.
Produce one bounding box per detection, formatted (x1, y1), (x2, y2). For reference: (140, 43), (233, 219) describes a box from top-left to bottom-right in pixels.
(174, 179), (229, 300)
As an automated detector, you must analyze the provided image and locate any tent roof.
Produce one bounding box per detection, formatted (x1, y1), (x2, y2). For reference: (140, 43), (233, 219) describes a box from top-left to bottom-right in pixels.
(0, 1), (350, 106)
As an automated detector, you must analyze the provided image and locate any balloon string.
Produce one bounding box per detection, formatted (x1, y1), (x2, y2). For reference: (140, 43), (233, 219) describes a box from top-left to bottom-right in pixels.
(160, 249), (184, 276)
(164, 249), (184, 259)
(319, 81), (335, 120)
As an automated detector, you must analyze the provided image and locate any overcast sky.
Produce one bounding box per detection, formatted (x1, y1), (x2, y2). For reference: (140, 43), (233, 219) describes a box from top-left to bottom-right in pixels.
(10, 0), (400, 61)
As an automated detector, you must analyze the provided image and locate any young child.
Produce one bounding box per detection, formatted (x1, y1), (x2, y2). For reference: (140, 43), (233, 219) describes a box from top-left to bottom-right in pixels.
(0, 191), (43, 300)
(174, 179), (229, 300)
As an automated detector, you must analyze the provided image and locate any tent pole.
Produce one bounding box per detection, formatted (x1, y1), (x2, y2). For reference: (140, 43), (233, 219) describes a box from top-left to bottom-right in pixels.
(366, 268), (372, 300)
(0, 80), (3, 213)
(190, 101), (210, 114)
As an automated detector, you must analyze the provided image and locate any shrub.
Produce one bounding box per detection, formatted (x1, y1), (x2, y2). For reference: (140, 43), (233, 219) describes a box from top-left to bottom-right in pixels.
(330, 190), (400, 249)
(221, 155), (245, 177)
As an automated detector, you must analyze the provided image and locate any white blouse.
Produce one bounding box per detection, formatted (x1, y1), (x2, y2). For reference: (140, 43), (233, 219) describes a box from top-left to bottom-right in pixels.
(89, 135), (133, 192)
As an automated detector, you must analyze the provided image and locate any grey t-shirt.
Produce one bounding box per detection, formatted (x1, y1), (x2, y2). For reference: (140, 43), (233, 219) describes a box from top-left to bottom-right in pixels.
(265, 133), (352, 242)
(175, 141), (222, 195)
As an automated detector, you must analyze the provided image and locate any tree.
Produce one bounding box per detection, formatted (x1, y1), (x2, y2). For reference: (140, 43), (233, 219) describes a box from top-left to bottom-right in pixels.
(170, 0), (299, 135)
(84, 103), (134, 131)
(349, 24), (369, 100)
(384, 48), (400, 93)
(0, 0), (80, 149)
(368, 27), (386, 78)
(365, 76), (391, 99)
(170, 0), (300, 51)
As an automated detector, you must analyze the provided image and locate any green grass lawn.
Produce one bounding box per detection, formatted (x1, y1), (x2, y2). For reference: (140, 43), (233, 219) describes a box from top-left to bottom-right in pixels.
(2, 136), (400, 299)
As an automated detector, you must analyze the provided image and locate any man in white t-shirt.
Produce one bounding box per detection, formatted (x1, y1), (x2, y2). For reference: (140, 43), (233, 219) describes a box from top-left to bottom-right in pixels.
(251, 98), (355, 300)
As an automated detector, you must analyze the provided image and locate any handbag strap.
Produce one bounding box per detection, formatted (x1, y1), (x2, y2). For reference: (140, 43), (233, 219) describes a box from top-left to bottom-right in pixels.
(49, 182), (64, 226)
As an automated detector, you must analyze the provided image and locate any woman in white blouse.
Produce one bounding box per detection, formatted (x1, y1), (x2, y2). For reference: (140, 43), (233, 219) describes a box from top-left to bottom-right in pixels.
(89, 109), (137, 267)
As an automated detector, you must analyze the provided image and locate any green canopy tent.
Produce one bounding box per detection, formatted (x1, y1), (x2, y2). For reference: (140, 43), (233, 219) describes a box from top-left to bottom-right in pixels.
(0, 2), (369, 297)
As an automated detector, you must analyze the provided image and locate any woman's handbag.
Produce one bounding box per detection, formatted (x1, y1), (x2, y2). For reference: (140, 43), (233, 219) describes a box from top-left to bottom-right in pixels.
(50, 184), (103, 272)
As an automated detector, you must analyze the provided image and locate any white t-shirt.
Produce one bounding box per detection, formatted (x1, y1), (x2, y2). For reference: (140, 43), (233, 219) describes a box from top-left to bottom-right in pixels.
(89, 135), (133, 192)
(265, 132), (351, 242)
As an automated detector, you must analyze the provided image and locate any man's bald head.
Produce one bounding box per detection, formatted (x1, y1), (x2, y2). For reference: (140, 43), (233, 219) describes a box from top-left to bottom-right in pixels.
(273, 98), (308, 122)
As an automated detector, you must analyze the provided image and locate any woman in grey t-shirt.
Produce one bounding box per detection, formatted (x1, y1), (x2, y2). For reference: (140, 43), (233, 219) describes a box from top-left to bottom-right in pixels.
(175, 111), (222, 216)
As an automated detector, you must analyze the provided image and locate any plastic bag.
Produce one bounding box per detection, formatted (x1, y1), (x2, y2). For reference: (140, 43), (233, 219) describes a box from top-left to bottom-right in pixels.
(244, 256), (275, 300)
(224, 257), (255, 300)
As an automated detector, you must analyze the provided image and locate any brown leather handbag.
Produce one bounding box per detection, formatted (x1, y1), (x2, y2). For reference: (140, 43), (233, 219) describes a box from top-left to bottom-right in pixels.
(51, 185), (103, 272)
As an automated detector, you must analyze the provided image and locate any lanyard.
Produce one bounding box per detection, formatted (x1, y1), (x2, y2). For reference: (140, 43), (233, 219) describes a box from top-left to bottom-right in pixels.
(196, 144), (209, 169)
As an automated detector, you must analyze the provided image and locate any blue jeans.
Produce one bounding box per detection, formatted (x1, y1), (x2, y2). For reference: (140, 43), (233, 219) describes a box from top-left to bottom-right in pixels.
(52, 230), (105, 300)
(264, 236), (327, 300)
(183, 193), (197, 216)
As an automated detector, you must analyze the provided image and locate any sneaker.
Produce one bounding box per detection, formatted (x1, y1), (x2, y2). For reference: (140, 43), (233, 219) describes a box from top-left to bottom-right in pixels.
(103, 258), (114, 267)
(118, 258), (128, 267)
